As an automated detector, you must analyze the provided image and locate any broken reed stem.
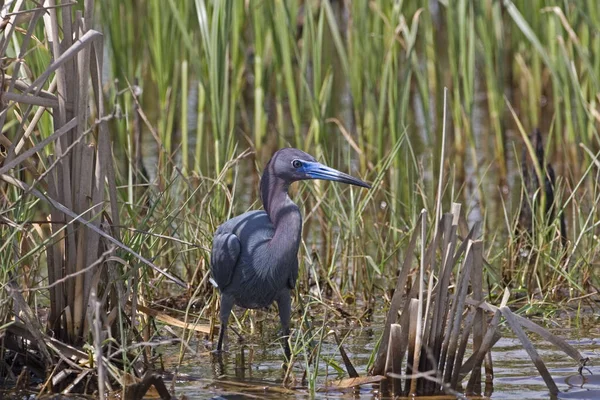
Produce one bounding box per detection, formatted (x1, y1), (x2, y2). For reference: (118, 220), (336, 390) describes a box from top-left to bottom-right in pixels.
(443, 240), (474, 385)
(372, 204), (575, 398)
(501, 306), (559, 396)
(434, 87), (448, 239)
(409, 209), (427, 395)
(371, 212), (424, 376)
(466, 240), (485, 395)
(331, 331), (358, 378)
(384, 324), (403, 395)
(405, 299), (419, 393)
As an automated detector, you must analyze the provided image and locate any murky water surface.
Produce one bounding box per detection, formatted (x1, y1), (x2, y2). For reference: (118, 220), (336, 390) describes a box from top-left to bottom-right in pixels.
(167, 314), (599, 399)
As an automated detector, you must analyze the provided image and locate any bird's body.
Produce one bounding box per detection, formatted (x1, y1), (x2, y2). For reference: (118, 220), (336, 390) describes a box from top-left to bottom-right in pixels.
(211, 148), (369, 357)
(212, 209), (299, 309)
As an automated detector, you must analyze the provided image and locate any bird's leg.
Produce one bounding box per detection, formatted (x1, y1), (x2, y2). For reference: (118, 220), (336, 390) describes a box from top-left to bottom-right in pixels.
(276, 291), (292, 360)
(216, 294), (235, 352)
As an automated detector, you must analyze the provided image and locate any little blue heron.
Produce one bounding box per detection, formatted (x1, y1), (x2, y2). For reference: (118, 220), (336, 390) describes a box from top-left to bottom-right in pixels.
(211, 148), (370, 358)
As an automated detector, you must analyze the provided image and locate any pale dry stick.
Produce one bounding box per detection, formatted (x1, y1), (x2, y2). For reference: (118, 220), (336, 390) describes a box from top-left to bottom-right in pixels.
(4, 75), (57, 100)
(44, 343), (85, 372)
(0, 174), (187, 288)
(501, 306), (559, 396)
(73, 15), (94, 339)
(8, 29), (103, 101)
(90, 36), (121, 242)
(116, 226), (209, 250)
(74, 12), (91, 202)
(405, 299), (419, 392)
(463, 297), (584, 364)
(52, 368), (81, 390)
(0, 117), (77, 176)
(1, 92), (58, 108)
(383, 324), (403, 395)
(434, 87), (448, 239)
(542, 7), (583, 47)
(133, 304), (210, 334)
(46, 0), (68, 127)
(580, 143), (600, 168)
(62, 370), (91, 394)
(83, 0), (93, 34)
(14, 78), (59, 155)
(409, 209), (427, 395)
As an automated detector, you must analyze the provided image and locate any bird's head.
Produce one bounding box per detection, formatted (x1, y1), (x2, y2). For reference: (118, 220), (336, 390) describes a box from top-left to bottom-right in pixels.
(264, 148), (371, 189)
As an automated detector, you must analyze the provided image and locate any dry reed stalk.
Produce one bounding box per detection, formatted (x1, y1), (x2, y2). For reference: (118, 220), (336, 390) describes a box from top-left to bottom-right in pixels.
(501, 306), (559, 396)
(369, 205), (582, 397)
(466, 240), (484, 395)
(0, 2), (175, 394)
(371, 212), (423, 375)
(442, 240), (474, 385)
(384, 324), (403, 395)
(405, 298), (419, 393)
(409, 209), (427, 395)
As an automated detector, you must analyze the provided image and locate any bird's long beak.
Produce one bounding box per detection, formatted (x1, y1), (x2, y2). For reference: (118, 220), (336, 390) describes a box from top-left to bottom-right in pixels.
(303, 161), (371, 189)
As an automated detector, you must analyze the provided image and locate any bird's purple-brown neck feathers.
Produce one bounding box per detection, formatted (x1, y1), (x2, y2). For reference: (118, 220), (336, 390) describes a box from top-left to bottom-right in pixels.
(260, 159), (302, 257)
(260, 158), (298, 227)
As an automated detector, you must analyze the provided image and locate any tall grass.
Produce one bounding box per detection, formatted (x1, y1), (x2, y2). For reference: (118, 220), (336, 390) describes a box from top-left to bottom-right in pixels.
(1, 0), (599, 394)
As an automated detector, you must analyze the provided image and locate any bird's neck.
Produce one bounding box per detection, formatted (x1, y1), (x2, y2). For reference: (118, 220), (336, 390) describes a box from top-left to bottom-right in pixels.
(261, 174), (303, 247)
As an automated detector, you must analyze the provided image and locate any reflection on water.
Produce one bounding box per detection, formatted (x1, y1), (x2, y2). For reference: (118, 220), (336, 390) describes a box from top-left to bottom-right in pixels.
(167, 314), (599, 399)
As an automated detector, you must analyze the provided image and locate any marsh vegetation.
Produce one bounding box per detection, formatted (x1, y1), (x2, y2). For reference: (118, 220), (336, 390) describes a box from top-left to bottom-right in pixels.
(0, 0), (599, 398)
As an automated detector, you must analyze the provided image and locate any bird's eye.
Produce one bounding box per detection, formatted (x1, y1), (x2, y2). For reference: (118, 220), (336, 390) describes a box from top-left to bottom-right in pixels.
(292, 159), (302, 168)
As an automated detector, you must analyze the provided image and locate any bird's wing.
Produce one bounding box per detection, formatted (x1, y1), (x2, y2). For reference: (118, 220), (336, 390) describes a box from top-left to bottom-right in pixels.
(211, 232), (241, 290)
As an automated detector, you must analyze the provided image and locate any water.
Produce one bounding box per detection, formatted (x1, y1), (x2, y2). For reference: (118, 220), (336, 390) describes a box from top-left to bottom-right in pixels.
(165, 314), (599, 399)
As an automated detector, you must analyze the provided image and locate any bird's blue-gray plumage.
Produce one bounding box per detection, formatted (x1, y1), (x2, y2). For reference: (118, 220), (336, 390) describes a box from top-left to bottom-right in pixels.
(211, 148), (370, 358)
(211, 210), (299, 307)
